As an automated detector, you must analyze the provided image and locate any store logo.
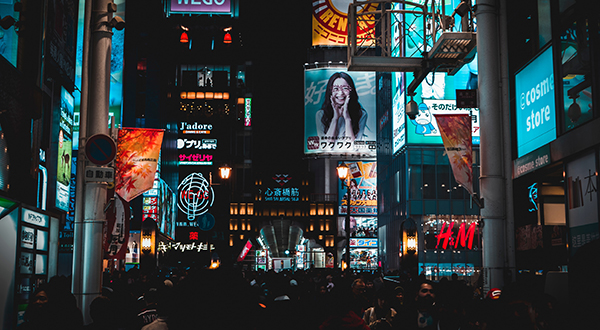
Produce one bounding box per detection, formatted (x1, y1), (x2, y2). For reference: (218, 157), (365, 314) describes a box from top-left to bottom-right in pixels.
(435, 221), (477, 250)
(178, 173), (214, 220)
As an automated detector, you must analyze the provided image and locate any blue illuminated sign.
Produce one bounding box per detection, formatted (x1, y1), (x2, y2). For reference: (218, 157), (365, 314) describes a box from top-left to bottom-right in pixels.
(350, 238), (378, 248)
(515, 46), (556, 157)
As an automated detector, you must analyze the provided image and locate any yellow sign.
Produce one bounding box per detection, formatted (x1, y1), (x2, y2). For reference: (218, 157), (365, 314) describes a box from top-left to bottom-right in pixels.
(312, 0), (378, 47)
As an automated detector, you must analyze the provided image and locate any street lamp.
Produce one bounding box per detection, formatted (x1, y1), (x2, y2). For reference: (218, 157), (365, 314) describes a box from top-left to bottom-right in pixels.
(337, 163), (351, 270)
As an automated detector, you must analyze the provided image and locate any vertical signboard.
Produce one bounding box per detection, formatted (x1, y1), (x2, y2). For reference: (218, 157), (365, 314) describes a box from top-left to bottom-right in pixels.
(305, 68), (377, 156)
(566, 152), (599, 255)
(56, 88), (74, 211)
(338, 161), (377, 216)
(515, 46), (556, 157)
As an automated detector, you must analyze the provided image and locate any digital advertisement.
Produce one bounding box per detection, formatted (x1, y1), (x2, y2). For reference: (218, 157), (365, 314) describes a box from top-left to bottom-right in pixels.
(305, 68), (377, 156)
(56, 87), (74, 211)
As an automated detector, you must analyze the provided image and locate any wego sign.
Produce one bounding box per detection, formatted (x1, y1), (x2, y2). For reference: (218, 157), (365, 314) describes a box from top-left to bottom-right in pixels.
(178, 173), (214, 220)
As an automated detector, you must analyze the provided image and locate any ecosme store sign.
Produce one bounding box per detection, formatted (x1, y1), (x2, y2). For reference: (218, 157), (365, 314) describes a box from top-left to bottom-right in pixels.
(515, 46), (557, 158)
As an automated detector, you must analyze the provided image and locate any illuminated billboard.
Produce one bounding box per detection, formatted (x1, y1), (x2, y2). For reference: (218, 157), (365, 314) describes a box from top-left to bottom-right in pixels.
(515, 46), (556, 157)
(56, 87), (74, 211)
(407, 99), (480, 145)
(178, 122), (215, 165)
(305, 68), (377, 156)
(338, 161), (377, 216)
(312, 0), (378, 47)
(401, 1), (479, 147)
(170, 0), (231, 14)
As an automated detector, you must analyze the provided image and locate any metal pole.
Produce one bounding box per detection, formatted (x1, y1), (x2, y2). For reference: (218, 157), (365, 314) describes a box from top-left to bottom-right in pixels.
(71, 0), (92, 312)
(345, 175), (351, 270)
(476, 0), (508, 293)
(73, 0), (115, 324)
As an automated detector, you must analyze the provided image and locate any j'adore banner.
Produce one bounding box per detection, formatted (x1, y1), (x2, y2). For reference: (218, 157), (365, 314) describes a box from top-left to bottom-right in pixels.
(305, 68), (377, 156)
(312, 0), (378, 47)
(115, 128), (164, 202)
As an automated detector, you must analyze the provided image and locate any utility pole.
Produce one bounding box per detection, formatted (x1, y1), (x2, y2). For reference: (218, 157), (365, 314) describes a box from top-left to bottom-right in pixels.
(72, 0), (116, 323)
(476, 0), (515, 293)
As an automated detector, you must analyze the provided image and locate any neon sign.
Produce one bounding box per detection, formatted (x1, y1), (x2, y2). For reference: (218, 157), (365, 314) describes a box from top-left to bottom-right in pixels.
(158, 241), (215, 253)
(179, 122), (213, 134)
(528, 183), (538, 212)
(178, 173), (214, 220)
(177, 138), (217, 150)
(178, 153), (213, 165)
(435, 221), (477, 250)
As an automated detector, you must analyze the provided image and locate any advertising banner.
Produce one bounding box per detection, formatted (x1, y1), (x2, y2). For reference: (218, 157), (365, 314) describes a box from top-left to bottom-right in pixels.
(305, 68), (377, 156)
(350, 248), (377, 269)
(407, 99), (479, 145)
(434, 114), (474, 195)
(515, 46), (556, 157)
(312, 0), (378, 47)
(338, 161), (377, 216)
(566, 152), (599, 255)
(115, 128), (164, 202)
(237, 239), (252, 262)
(56, 87), (74, 211)
(337, 216), (378, 238)
(104, 195), (130, 259)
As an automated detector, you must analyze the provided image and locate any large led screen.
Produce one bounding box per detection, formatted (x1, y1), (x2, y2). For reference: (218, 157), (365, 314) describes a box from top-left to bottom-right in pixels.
(312, 0), (377, 47)
(515, 46), (556, 158)
(305, 68), (377, 156)
(338, 161), (377, 216)
(56, 87), (74, 211)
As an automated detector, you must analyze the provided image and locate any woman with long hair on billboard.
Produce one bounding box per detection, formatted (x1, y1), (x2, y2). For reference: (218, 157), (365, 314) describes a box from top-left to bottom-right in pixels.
(316, 72), (368, 143)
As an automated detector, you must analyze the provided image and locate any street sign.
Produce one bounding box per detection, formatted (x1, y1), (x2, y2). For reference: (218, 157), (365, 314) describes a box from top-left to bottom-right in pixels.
(84, 166), (115, 183)
(456, 89), (478, 109)
(85, 134), (117, 165)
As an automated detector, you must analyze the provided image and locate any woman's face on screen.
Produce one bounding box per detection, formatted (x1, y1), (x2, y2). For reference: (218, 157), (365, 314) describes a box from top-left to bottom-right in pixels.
(331, 77), (352, 106)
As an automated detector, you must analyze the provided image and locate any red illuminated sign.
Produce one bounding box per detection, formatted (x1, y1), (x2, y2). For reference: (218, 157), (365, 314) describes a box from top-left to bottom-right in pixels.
(435, 221), (477, 250)
(189, 232), (199, 241)
(237, 240), (252, 262)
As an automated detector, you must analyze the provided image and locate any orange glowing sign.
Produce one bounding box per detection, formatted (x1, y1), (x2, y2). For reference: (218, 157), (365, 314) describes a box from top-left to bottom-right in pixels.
(312, 0), (378, 47)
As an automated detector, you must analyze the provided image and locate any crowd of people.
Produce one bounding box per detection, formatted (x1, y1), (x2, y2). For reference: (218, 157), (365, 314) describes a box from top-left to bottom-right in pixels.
(18, 266), (576, 330)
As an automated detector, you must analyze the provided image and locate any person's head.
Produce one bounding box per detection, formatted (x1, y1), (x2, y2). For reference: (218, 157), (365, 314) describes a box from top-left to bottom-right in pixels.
(32, 289), (49, 309)
(351, 278), (366, 295)
(416, 280), (436, 310)
(320, 72), (362, 136)
(394, 286), (404, 304)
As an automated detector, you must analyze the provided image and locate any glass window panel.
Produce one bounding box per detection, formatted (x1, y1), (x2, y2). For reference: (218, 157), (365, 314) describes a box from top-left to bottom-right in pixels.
(36, 254), (48, 275)
(439, 200), (451, 214)
(423, 149), (436, 165)
(409, 149), (422, 165)
(561, 19), (593, 132)
(437, 165), (450, 199)
(423, 165), (436, 199)
(36, 230), (49, 251)
(408, 165), (422, 200)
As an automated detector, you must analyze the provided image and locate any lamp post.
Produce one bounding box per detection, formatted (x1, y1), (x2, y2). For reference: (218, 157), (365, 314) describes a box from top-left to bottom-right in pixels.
(337, 163), (351, 270)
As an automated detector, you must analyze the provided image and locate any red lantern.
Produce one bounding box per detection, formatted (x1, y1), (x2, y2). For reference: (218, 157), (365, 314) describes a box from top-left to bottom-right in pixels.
(180, 31), (189, 43)
(223, 32), (232, 44)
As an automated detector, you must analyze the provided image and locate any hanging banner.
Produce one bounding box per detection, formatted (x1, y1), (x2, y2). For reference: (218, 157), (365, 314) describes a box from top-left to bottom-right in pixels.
(115, 128), (164, 202)
(237, 239), (253, 262)
(104, 195), (130, 259)
(434, 114), (474, 195)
